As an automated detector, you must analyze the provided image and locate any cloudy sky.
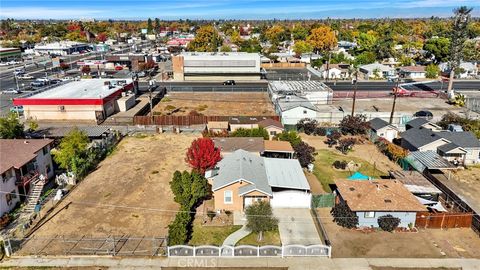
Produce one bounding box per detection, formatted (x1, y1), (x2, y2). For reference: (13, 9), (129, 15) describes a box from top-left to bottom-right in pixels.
(1, 0), (479, 20)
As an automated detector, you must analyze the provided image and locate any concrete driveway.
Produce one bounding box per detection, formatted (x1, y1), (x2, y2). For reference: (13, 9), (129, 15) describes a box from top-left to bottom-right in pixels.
(273, 208), (323, 245)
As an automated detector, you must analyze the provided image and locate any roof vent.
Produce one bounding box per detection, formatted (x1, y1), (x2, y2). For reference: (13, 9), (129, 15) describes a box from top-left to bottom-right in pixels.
(349, 187), (355, 191)
(24, 140), (29, 144)
(384, 199), (392, 203)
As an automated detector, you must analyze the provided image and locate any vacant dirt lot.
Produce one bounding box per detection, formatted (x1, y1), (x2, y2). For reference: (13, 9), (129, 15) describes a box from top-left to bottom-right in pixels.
(318, 208), (480, 258)
(19, 133), (199, 254)
(441, 166), (480, 212)
(153, 92), (276, 116)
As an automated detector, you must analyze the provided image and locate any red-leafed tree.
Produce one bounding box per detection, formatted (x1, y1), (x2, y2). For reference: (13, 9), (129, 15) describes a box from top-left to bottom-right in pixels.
(185, 138), (222, 174)
(96, 32), (107, 42)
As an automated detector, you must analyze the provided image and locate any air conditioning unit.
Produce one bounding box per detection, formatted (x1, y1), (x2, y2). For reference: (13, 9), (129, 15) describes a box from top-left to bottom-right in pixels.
(58, 105), (65, 112)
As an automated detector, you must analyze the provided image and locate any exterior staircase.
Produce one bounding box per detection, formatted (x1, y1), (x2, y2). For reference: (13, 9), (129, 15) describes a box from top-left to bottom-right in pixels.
(24, 175), (46, 214)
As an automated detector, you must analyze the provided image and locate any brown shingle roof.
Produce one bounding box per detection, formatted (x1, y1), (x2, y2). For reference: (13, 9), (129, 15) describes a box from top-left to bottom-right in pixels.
(0, 139), (53, 173)
(399, 66), (426, 73)
(264, 140), (294, 153)
(257, 119), (284, 130)
(213, 137), (264, 153)
(335, 179), (425, 212)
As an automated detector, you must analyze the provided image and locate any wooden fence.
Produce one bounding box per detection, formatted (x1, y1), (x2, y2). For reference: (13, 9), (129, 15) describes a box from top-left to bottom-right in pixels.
(133, 115), (280, 126)
(415, 211), (473, 229)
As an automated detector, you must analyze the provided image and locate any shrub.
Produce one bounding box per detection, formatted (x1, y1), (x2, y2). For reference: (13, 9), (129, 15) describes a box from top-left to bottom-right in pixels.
(339, 115), (369, 135)
(333, 160), (348, 170)
(168, 211), (192, 245)
(207, 210), (216, 221)
(275, 131), (302, 147)
(225, 210), (232, 217)
(188, 110), (203, 117)
(326, 130), (342, 147)
(378, 214), (401, 232)
(330, 201), (358, 229)
(296, 118), (319, 135)
(245, 201), (278, 242)
(231, 127), (269, 140)
(336, 137), (357, 154)
(314, 127), (327, 136)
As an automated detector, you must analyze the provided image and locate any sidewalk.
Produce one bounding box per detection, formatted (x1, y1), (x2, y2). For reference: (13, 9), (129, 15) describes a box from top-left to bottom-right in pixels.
(222, 224), (251, 246)
(1, 256), (480, 270)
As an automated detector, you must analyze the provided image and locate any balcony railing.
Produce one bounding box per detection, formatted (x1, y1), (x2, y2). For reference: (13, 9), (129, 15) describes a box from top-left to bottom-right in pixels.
(16, 171), (39, 186)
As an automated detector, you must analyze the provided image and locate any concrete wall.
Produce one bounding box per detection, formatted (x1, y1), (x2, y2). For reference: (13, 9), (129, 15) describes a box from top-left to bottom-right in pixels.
(23, 104), (105, 121)
(464, 148), (480, 165)
(280, 107), (317, 126)
(34, 145), (54, 179)
(0, 168), (20, 216)
(356, 211), (417, 228)
(172, 55), (184, 81)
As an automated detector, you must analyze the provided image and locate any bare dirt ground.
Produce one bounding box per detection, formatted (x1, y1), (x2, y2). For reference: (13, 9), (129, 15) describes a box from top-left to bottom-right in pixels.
(442, 166), (480, 212)
(301, 134), (401, 173)
(153, 92), (276, 116)
(318, 208), (480, 258)
(19, 133), (199, 255)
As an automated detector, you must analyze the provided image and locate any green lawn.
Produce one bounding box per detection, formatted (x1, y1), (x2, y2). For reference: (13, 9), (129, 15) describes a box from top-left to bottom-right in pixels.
(237, 228), (281, 246)
(189, 223), (242, 246)
(313, 149), (387, 192)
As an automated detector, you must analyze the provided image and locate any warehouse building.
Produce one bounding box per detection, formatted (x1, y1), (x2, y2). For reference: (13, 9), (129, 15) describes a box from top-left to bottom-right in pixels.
(13, 79), (133, 122)
(0, 47), (22, 62)
(172, 52), (261, 81)
(268, 81), (333, 105)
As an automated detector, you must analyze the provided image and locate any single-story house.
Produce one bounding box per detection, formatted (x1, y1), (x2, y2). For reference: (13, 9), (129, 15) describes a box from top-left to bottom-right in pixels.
(398, 66), (427, 79)
(319, 64), (351, 79)
(368, 118), (399, 142)
(228, 116), (267, 132)
(439, 62), (478, 79)
(405, 118), (441, 131)
(401, 122), (480, 165)
(359, 63), (395, 80)
(275, 96), (318, 126)
(334, 179), (426, 228)
(389, 170), (442, 202)
(206, 149), (311, 211)
(207, 121), (229, 133)
(257, 118), (284, 140)
(263, 140), (294, 159)
(213, 137), (264, 155)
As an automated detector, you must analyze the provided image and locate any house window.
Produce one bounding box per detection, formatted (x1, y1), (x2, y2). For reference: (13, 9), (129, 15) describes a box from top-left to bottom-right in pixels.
(364, 212), (375, 218)
(43, 146), (49, 155)
(46, 164), (51, 174)
(6, 190), (17, 206)
(270, 131), (277, 136)
(224, 190), (233, 204)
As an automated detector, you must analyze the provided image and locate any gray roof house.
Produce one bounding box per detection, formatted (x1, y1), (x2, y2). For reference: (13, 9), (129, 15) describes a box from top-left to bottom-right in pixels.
(401, 123), (480, 165)
(275, 95), (319, 126)
(206, 149), (311, 211)
(405, 118), (441, 131)
(368, 118), (399, 142)
(359, 63), (395, 79)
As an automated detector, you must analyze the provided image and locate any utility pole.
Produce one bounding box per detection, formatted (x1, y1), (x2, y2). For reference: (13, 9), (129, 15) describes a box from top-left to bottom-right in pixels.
(351, 70), (358, 117)
(325, 52), (331, 83)
(389, 76), (400, 124)
(148, 78), (156, 123)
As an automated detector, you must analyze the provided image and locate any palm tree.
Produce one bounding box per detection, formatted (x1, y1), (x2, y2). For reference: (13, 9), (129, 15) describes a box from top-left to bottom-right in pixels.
(447, 6), (473, 98)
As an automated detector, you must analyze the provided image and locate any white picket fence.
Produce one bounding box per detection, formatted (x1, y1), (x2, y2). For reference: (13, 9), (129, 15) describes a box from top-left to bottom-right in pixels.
(167, 244), (331, 258)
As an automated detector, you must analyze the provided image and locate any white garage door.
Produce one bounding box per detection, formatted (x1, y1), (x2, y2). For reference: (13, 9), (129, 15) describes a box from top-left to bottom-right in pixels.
(270, 191), (311, 208)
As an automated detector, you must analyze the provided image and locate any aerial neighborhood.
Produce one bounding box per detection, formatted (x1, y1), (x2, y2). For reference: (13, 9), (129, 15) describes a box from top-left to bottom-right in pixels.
(0, 3), (480, 269)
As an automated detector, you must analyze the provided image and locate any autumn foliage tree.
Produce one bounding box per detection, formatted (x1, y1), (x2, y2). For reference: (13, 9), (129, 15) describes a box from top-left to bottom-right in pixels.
(307, 26), (337, 53)
(185, 138), (222, 174)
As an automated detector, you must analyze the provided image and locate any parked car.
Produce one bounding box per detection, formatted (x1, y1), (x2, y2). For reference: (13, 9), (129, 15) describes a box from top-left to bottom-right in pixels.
(50, 79), (62, 84)
(223, 80), (236, 85)
(414, 110), (433, 119)
(10, 106), (24, 115)
(0, 62), (9, 66)
(17, 74), (34, 80)
(31, 81), (46, 87)
(115, 66), (123, 71)
(2, 88), (20, 94)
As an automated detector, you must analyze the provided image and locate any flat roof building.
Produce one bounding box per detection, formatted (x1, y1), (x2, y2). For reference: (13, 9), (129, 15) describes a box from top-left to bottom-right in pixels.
(172, 52), (261, 81)
(0, 47), (22, 61)
(13, 79), (133, 122)
(34, 41), (90, 56)
(268, 81), (333, 105)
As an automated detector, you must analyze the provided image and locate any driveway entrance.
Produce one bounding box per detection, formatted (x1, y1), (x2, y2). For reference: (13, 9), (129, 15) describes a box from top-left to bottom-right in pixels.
(273, 208), (323, 245)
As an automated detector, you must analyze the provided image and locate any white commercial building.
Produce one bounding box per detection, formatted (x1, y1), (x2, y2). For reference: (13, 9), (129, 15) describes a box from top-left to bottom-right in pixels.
(14, 79), (133, 122)
(268, 81), (333, 105)
(172, 52), (262, 81)
(34, 41), (90, 56)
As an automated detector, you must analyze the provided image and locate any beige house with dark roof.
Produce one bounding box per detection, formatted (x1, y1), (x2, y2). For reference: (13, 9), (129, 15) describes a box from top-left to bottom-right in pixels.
(335, 179), (425, 228)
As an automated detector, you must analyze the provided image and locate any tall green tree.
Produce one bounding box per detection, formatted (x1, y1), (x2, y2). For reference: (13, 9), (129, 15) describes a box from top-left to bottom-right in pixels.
(154, 18), (161, 32)
(424, 37), (451, 63)
(245, 201), (278, 242)
(147, 18), (153, 34)
(187, 25), (222, 52)
(169, 170), (210, 210)
(0, 113), (24, 139)
(425, 64), (440, 78)
(53, 128), (89, 173)
(447, 6), (473, 96)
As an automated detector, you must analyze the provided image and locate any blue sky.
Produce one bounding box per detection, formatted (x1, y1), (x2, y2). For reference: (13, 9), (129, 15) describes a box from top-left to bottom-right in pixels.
(1, 0), (479, 19)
